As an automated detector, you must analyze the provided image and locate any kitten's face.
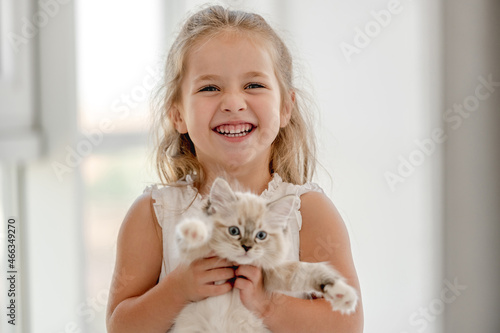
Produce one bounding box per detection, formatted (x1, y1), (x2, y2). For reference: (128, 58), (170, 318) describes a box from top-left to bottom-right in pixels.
(205, 178), (294, 268)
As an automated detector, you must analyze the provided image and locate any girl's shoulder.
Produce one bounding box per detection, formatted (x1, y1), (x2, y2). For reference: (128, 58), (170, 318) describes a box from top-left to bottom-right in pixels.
(298, 189), (351, 262)
(143, 175), (199, 201)
(121, 191), (162, 240)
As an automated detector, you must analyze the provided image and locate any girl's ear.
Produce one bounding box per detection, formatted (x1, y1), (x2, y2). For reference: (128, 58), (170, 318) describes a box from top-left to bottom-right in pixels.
(169, 105), (188, 134)
(280, 90), (295, 128)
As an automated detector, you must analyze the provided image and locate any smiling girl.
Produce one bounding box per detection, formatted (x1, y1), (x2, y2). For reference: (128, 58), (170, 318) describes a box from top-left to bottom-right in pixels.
(106, 5), (363, 332)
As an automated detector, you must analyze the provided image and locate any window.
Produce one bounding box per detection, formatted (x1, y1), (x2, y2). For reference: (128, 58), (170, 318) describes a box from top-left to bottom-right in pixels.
(77, 1), (164, 331)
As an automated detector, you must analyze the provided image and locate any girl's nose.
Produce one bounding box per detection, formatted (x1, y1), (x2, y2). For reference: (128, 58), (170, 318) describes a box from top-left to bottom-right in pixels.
(221, 92), (246, 112)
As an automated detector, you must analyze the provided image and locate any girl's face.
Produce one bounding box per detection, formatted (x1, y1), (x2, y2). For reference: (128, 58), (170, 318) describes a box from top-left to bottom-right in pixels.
(173, 32), (290, 174)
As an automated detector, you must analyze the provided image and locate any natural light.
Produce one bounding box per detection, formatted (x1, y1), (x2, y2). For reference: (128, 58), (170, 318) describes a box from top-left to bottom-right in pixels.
(76, 1), (440, 332)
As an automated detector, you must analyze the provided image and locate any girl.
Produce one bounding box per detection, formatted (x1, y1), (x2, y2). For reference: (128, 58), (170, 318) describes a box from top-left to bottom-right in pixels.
(106, 5), (363, 332)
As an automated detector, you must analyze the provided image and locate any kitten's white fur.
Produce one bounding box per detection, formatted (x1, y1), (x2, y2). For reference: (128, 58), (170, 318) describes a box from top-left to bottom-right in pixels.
(171, 178), (358, 332)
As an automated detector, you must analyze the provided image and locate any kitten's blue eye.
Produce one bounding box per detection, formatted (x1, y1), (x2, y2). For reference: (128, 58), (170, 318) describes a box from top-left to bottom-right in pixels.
(256, 231), (267, 240)
(228, 226), (240, 236)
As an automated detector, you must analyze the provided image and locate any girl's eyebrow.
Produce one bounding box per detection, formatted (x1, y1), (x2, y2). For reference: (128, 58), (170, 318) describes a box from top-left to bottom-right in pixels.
(243, 71), (270, 79)
(193, 71), (270, 83)
(194, 74), (221, 83)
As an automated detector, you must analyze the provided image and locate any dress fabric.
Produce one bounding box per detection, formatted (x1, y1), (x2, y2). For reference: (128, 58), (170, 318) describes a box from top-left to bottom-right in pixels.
(143, 173), (323, 281)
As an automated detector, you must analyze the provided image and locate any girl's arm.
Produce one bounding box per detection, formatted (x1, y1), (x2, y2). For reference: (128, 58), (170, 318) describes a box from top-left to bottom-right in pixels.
(106, 193), (235, 332)
(106, 192), (184, 332)
(262, 191), (364, 332)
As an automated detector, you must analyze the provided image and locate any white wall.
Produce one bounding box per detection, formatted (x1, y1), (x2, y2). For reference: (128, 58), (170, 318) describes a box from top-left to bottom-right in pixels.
(280, 1), (443, 332)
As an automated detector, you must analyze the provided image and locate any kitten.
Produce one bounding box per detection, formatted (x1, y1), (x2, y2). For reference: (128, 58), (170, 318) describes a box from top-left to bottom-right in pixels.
(171, 178), (358, 333)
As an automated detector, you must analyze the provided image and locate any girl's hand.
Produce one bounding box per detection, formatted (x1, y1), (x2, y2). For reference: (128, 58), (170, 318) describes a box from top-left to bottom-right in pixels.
(170, 256), (235, 303)
(234, 265), (273, 317)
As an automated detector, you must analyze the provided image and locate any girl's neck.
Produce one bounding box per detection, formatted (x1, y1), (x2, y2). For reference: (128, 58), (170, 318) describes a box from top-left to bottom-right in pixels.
(200, 165), (273, 196)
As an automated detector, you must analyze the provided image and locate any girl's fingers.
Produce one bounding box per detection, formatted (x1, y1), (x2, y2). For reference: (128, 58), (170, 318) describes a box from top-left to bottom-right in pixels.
(196, 256), (234, 270)
(201, 267), (235, 285)
(235, 265), (260, 283)
(234, 275), (253, 290)
(204, 281), (233, 297)
(190, 256), (236, 285)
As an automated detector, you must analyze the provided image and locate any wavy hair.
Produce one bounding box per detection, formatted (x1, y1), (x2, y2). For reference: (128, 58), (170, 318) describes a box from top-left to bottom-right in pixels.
(151, 5), (316, 189)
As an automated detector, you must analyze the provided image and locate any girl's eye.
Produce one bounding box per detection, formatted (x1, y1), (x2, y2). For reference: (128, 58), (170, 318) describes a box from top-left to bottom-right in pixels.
(228, 226), (240, 236)
(255, 231), (267, 240)
(199, 85), (219, 92)
(245, 83), (265, 89)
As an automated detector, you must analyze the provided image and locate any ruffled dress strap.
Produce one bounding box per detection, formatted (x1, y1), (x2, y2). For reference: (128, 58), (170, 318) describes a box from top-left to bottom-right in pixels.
(143, 175), (201, 228)
(262, 173), (324, 231)
(143, 184), (164, 224)
(296, 180), (324, 197)
(143, 177), (202, 278)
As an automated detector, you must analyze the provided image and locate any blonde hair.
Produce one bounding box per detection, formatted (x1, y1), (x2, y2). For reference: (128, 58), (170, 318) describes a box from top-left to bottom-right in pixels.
(151, 5), (316, 189)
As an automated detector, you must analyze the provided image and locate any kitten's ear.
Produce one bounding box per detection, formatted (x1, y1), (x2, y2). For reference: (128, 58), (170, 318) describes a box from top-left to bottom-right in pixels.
(266, 194), (296, 227)
(208, 178), (237, 215)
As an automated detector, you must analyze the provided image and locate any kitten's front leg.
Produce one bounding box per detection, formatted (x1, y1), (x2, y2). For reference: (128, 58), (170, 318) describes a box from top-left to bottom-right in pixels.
(176, 217), (212, 261)
(264, 262), (358, 315)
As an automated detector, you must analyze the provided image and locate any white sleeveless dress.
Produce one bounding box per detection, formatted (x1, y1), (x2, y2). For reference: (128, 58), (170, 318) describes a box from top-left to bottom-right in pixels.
(143, 173), (323, 281)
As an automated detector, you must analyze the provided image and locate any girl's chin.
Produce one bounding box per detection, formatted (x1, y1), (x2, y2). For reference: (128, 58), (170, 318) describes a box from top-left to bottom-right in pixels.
(218, 150), (255, 163)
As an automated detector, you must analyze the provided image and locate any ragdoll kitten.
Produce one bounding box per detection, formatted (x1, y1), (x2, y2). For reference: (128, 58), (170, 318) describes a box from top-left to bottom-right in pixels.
(171, 178), (358, 333)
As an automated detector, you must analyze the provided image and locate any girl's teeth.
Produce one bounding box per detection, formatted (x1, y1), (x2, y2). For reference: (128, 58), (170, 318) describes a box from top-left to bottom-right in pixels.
(215, 124), (253, 136)
(215, 124), (252, 136)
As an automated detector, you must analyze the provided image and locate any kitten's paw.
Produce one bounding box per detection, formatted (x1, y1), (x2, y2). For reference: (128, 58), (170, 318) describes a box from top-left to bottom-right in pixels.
(322, 279), (358, 315)
(176, 218), (209, 248)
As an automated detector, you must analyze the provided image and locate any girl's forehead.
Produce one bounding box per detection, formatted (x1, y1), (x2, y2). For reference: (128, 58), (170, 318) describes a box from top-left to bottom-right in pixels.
(185, 32), (276, 77)
(192, 30), (268, 52)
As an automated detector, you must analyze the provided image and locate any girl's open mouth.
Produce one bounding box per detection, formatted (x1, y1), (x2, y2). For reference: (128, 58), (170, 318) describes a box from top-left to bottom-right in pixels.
(212, 123), (256, 137)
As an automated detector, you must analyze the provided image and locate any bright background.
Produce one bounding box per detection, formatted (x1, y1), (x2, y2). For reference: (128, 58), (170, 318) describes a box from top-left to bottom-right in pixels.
(1, 0), (499, 332)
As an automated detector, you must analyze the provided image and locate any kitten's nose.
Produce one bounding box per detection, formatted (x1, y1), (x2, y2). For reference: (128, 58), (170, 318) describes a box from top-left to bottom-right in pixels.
(242, 244), (252, 252)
